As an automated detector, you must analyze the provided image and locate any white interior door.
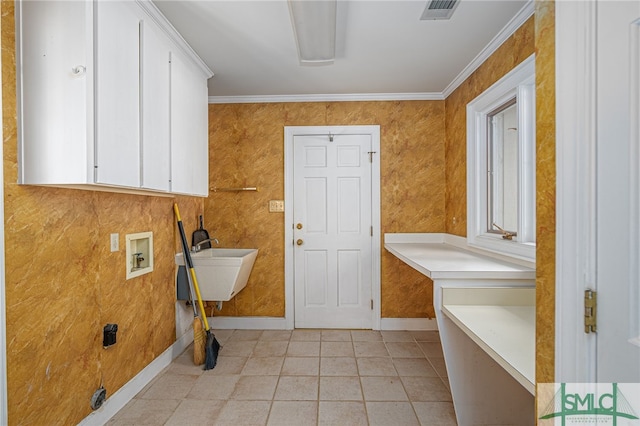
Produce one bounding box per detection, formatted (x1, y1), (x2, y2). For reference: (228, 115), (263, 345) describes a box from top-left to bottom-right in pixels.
(556, 0), (640, 383)
(596, 0), (640, 382)
(292, 132), (374, 329)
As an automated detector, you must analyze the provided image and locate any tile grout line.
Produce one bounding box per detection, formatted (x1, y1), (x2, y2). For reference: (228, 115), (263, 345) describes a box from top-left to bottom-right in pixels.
(406, 335), (426, 424)
(111, 329), (454, 425)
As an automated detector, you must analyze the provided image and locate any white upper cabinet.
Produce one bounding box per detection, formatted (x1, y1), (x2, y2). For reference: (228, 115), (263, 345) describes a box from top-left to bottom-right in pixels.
(140, 16), (171, 192)
(94, 1), (142, 188)
(16, 0), (213, 196)
(170, 50), (209, 197)
(17, 0), (93, 185)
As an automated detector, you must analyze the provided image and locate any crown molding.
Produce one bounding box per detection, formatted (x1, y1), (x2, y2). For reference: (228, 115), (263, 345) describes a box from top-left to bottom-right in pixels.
(208, 92), (444, 104)
(442, 1), (534, 98)
(137, 0), (213, 78)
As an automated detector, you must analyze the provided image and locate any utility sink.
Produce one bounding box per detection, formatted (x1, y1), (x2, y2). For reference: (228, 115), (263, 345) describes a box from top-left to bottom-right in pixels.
(175, 248), (258, 301)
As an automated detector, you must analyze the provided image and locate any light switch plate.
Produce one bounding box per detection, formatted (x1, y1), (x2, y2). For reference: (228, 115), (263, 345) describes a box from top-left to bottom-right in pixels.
(269, 200), (285, 212)
(110, 233), (119, 252)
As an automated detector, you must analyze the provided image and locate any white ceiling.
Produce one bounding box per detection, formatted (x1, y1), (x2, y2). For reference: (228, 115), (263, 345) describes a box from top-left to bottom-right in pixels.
(154, 0), (531, 102)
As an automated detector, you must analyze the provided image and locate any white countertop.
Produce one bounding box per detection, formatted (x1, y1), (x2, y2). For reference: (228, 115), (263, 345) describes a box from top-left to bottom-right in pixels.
(441, 287), (536, 395)
(384, 234), (536, 396)
(384, 233), (535, 280)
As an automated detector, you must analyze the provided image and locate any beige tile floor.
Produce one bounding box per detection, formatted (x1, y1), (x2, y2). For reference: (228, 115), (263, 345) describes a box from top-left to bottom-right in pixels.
(107, 329), (457, 426)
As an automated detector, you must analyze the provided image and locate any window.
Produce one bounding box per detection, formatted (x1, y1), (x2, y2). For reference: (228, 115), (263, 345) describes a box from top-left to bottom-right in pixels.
(467, 55), (535, 262)
(488, 99), (518, 237)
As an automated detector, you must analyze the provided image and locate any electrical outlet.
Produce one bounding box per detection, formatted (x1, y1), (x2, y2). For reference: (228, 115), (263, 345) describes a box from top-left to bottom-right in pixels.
(269, 200), (285, 212)
(110, 233), (119, 252)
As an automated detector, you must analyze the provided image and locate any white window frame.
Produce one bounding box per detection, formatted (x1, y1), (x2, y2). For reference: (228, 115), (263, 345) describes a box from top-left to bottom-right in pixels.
(467, 54), (536, 263)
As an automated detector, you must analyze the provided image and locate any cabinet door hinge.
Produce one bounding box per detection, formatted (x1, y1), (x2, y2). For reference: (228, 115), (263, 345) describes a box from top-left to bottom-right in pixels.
(584, 289), (597, 333)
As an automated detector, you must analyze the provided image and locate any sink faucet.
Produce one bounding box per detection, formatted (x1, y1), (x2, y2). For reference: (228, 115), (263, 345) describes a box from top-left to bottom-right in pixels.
(193, 238), (220, 252)
(132, 252), (144, 270)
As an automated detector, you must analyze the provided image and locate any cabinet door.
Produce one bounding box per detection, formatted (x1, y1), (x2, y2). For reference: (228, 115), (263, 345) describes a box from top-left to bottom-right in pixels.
(17, 0), (92, 185)
(140, 18), (171, 192)
(94, 1), (141, 187)
(170, 51), (209, 196)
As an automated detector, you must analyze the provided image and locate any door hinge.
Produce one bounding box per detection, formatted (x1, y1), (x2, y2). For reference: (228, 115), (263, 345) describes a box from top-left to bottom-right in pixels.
(371, 299), (374, 310)
(584, 289), (597, 333)
(367, 151), (377, 163)
(370, 226), (373, 237)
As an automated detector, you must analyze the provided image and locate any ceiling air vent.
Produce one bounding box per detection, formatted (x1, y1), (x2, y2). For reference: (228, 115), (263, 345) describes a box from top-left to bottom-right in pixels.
(420, 0), (460, 20)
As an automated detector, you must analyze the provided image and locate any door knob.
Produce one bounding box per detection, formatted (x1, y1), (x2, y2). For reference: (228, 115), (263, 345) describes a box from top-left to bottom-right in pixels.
(296, 239), (303, 246)
(296, 223), (303, 229)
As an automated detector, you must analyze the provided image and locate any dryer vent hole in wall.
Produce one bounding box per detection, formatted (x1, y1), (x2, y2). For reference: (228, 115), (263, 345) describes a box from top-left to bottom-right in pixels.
(90, 387), (106, 410)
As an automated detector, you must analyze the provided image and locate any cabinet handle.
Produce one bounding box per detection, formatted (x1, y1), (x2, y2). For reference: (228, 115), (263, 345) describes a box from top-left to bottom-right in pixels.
(71, 65), (86, 76)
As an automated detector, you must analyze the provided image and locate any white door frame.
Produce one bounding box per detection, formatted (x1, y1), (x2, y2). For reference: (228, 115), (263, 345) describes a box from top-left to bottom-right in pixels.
(555, 0), (598, 382)
(1, 20), (8, 420)
(284, 125), (381, 330)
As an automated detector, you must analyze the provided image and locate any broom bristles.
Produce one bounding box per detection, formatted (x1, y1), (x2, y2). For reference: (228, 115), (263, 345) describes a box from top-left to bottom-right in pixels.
(203, 331), (221, 370)
(193, 317), (206, 366)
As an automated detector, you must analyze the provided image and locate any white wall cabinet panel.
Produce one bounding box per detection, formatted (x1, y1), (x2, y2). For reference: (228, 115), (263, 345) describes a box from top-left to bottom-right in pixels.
(170, 50), (209, 197)
(140, 18), (171, 192)
(17, 0), (212, 197)
(94, 1), (142, 188)
(17, 0), (93, 185)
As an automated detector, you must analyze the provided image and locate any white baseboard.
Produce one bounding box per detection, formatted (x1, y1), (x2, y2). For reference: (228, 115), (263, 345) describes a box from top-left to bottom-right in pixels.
(208, 316), (438, 331)
(380, 318), (438, 331)
(78, 331), (193, 426)
(209, 316), (290, 330)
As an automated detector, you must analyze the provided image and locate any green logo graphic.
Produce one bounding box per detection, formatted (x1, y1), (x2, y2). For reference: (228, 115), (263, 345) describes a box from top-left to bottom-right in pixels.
(539, 383), (639, 425)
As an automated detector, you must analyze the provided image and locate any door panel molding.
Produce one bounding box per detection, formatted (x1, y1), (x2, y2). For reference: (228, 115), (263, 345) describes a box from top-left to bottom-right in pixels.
(284, 125), (381, 330)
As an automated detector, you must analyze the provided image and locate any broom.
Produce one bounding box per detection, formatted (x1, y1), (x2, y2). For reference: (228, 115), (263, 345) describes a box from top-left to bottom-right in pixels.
(192, 317), (206, 365)
(174, 203), (221, 370)
(183, 246), (206, 365)
(176, 225), (206, 365)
